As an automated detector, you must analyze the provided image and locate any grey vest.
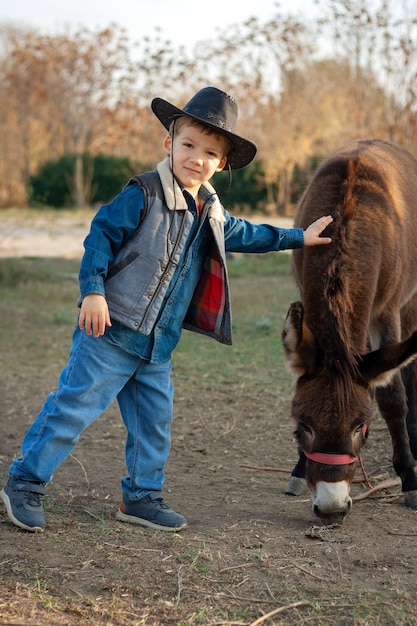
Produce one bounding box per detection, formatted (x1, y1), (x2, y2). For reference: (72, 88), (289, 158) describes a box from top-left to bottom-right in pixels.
(104, 170), (233, 344)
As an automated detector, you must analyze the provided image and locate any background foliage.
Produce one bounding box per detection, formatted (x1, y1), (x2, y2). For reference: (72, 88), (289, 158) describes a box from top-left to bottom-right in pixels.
(29, 154), (144, 208)
(2, 0), (417, 212)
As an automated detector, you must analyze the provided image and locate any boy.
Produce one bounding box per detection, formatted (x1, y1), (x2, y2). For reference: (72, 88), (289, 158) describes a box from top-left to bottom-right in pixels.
(1, 86), (332, 533)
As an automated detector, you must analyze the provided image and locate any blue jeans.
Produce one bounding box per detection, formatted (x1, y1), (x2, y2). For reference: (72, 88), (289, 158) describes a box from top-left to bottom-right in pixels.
(9, 327), (174, 499)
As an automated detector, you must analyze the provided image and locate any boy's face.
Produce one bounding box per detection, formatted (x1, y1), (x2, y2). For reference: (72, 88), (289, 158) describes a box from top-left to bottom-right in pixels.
(163, 120), (228, 197)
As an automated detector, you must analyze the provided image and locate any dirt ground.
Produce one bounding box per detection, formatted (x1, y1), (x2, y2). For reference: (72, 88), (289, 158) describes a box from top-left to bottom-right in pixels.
(0, 210), (294, 259)
(1, 213), (417, 625)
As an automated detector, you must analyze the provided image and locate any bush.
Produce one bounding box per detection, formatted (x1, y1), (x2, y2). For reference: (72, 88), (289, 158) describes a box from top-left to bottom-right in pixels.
(214, 160), (267, 213)
(91, 154), (138, 204)
(29, 154), (76, 207)
(29, 153), (146, 208)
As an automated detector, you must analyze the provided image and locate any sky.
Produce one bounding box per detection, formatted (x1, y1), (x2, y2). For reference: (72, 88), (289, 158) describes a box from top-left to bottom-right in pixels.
(0, 0), (319, 50)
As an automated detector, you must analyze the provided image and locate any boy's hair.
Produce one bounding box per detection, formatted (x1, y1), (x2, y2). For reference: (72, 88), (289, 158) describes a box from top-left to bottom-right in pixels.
(169, 116), (232, 155)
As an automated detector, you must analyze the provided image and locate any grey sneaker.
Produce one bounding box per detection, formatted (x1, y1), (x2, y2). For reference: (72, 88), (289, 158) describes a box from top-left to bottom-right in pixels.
(116, 491), (187, 532)
(1, 477), (46, 532)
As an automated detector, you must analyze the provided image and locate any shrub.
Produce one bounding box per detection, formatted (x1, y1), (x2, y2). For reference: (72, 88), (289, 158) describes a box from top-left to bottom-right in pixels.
(214, 160), (268, 213)
(29, 154), (146, 208)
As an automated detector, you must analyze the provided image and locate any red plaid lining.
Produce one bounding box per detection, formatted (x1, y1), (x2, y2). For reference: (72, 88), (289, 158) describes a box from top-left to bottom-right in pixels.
(187, 248), (225, 331)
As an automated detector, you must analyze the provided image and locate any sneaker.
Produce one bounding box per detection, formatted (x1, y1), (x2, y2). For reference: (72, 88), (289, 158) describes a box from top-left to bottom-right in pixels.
(116, 491), (187, 532)
(0, 477), (46, 532)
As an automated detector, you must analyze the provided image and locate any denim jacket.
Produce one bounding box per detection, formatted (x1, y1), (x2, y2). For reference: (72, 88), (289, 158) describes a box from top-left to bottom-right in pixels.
(79, 158), (304, 345)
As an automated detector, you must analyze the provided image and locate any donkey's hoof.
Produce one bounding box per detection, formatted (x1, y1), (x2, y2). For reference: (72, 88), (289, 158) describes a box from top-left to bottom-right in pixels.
(404, 490), (417, 509)
(284, 476), (307, 496)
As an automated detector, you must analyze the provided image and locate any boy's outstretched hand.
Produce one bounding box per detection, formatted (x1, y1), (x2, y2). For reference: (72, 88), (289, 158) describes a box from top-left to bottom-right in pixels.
(303, 215), (333, 246)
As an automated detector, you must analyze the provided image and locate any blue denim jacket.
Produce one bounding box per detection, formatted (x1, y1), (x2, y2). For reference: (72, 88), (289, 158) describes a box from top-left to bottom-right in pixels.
(79, 159), (304, 362)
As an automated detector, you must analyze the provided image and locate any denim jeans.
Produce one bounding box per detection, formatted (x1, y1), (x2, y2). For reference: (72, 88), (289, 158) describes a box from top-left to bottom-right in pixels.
(9, 327), (174, 499)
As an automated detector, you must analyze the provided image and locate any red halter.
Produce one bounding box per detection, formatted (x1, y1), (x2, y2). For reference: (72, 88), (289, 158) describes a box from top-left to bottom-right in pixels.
(303, 424), (368, 466)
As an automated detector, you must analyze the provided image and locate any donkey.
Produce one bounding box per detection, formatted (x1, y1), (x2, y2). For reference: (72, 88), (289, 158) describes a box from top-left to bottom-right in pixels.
(282, 139), (417, 521)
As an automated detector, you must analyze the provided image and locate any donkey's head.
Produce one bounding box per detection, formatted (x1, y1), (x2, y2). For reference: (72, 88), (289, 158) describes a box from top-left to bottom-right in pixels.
(283, 301), (417, 520)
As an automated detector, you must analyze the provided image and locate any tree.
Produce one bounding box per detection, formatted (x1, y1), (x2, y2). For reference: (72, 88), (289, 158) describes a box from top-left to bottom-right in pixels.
(3, 1), (417, 210)
(0, 25), (137, 207)
(318, 0), (417, 149)
(40, 26), (137, 206)
(0, 26), (58, 206)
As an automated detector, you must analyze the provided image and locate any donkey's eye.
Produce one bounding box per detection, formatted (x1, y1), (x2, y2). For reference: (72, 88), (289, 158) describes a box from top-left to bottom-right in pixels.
(300, 422), (312, 434)
(354, 423), (365, 435)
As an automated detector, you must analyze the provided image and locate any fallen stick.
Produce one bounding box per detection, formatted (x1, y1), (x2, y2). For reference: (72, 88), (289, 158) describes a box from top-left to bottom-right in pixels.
(249, 600), (311, 626)
(240, 464), (292, 473)
(240, 463), (398, 498)
(240, 463), (379, 483)
(352, 477), (401, 501)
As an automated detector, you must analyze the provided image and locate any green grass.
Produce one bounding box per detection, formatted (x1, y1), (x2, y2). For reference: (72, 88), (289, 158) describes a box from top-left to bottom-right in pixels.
(0, 258), (80, 379)
(0, 254), (297, 387)
(174, 253), (297, 390)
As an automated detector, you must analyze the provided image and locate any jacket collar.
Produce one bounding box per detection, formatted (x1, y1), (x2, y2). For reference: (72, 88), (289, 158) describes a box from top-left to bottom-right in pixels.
(157, 158), (225, 223)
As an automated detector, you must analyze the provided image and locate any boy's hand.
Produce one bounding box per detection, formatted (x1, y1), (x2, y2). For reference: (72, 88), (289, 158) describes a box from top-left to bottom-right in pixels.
(303, 215), (333, 246)
(79, 294), (112, 337)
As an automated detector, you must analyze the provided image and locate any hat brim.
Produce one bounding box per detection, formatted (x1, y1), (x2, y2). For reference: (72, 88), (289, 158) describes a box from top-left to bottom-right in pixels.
(151, 97), (257, 170)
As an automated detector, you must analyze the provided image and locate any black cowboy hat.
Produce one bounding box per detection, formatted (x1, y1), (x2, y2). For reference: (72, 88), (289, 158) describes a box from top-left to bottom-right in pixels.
(151, 86), (257, 170)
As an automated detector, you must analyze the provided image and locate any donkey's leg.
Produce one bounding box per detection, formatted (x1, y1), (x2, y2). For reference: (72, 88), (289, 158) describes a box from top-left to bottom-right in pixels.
(401, 360), (417, 459)
(285, 450), (307, 496)
(375, 372), (417, 508)
(399, 297), (417, 458)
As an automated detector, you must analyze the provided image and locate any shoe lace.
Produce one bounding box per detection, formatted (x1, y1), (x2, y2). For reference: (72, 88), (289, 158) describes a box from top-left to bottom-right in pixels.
(153, 497), (169, 510)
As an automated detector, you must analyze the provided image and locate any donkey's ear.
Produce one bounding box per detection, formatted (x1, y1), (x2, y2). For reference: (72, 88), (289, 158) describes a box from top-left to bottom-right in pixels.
(282, 302), (320, 376)
(282, 301), (303, 346)
(359, 331), (417, 387)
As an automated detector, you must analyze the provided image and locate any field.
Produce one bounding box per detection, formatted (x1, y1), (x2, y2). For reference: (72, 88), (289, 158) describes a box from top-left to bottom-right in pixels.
(1, 247), (417, 626)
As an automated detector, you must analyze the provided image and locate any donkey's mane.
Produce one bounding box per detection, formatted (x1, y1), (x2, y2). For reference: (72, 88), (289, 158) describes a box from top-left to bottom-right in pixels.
(313, 156), (369, 390)
(297, 148), (394, 404)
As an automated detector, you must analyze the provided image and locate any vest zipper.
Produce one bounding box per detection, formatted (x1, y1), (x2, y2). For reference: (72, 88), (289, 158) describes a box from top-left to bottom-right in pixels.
(138, 210), (188, 332)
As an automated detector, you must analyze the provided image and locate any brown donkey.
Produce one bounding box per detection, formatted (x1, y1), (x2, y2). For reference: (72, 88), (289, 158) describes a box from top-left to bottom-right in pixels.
(282, 139), (417, 521)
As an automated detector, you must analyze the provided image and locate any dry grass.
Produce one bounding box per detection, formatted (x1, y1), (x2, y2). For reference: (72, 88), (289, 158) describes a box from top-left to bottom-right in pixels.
(1, 254), (417, 625)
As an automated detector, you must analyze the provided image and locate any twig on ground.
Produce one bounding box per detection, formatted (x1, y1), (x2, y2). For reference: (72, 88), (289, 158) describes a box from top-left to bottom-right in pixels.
(264, 582), (278, 602)
(205, 591), (279, 605)
(352, 477), (401, 501)
(352, 469), (383, 483)
(176, 564), (184, 605)
(240, 464), (292, 473)
(197, 411), (237, 438)
(69, 453), (90, 489)
(83, 509), (102, 521)
(240, 462), (400, 503)
(219, 562), (255, 573)
(249, 600), (311, 626)
(292, 562), (327, 581)
(240, 463), (384, 480)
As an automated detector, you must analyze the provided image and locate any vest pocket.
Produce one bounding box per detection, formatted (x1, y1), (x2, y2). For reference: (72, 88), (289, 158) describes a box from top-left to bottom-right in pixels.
(106, 252), (139, 280)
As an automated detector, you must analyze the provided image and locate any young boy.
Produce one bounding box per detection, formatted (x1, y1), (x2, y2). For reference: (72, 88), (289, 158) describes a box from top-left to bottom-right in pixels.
(1, 86), (332, 533)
